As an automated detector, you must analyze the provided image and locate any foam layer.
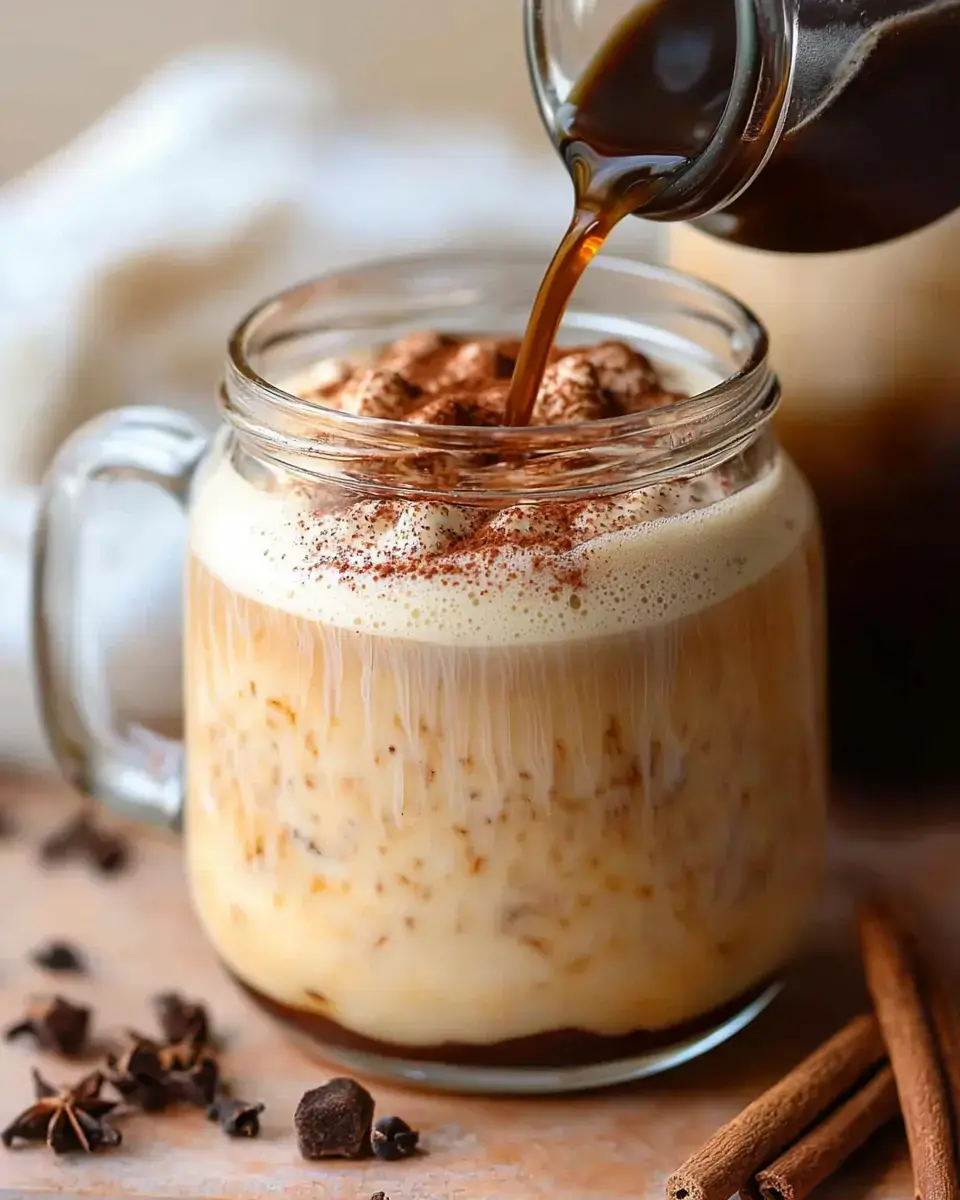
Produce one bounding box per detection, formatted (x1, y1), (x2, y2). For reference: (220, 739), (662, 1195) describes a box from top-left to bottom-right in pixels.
(189, 449), (814, 646)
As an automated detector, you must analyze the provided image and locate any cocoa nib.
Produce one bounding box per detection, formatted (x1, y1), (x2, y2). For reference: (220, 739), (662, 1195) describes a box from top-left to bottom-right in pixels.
(39, 809), (129, 876)
(153, 991), (211, 1047)
(31, 940), (86, 975)
(295, 1077), (374, 1159)
(2, 1068), (120, 1154)
(207, 1097), (264, 1138)
(372, 1115), (420, 1161)
(4, 996), (90, 1056)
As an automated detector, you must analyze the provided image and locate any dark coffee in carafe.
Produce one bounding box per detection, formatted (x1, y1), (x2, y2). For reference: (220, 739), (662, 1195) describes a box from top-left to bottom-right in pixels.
(508, 0), (960, 424)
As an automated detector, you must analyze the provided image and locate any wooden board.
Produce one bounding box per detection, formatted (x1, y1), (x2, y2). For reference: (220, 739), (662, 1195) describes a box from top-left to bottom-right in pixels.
(1, 771), (956, 1199)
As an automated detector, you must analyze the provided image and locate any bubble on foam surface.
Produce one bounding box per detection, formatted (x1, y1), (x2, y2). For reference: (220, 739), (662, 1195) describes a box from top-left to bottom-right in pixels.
(189, 454), (813, 647)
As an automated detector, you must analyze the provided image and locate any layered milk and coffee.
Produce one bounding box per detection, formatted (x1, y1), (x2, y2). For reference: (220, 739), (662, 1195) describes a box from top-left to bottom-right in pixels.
(186, 333), (825, 1068)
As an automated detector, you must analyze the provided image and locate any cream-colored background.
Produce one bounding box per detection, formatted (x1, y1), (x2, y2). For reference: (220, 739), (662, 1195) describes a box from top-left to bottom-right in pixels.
(0, 0), (541, 176)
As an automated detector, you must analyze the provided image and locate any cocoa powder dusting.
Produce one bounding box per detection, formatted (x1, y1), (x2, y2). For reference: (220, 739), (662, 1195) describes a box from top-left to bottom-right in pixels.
(287, 331), (691, 595)
(293, 331), (677, 429)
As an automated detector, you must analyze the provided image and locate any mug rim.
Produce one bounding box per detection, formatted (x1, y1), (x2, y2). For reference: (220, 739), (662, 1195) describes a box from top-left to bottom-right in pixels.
(225, 248), (773, 446)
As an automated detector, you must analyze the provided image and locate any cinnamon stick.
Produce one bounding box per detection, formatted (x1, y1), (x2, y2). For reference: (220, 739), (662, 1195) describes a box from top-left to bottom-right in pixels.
(928, 975), (960, 1153)
(753, 1065), (900, 1200)
(859, 902), (959, 1200)
(666, 1014), (885, 1200)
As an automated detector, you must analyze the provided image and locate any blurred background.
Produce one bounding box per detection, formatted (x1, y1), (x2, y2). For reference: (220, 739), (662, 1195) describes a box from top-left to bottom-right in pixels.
(0, 0), (543, 175)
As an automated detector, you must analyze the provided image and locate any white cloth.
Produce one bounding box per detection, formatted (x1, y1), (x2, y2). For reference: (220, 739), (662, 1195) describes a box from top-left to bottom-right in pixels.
(0, 47), (660, 768)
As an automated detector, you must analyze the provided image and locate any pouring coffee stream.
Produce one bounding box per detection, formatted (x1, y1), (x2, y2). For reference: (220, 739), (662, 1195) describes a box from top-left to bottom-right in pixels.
(506, 0), (960, 426)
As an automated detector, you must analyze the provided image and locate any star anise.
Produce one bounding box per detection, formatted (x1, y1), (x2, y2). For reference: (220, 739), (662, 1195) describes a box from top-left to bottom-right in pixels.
(4, 996), (90, 1055)
(39, 808), (129, 876)
(2, 1069), (121, 1154)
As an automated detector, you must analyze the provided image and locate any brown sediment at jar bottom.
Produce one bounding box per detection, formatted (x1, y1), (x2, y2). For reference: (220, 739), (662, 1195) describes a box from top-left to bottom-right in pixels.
(229, 970), (775, 1069)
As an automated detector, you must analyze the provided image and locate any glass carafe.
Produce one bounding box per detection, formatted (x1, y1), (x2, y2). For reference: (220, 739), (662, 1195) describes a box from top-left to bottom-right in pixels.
(528, 0), (960, 251)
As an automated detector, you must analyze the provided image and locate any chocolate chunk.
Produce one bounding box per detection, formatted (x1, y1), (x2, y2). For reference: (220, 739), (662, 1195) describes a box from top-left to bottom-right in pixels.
(4, 996), (90, 1056)
(371, 1115), (420, 1161)
(207, 1097), (264, 1138)
(295, 1077), (374, 1159)
(370, 1193), (388, 1200)
(31, 941), (86, 974)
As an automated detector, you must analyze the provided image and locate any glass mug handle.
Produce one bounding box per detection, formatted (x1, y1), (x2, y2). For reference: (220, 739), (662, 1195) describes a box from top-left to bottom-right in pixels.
(33, 407), (208, 828)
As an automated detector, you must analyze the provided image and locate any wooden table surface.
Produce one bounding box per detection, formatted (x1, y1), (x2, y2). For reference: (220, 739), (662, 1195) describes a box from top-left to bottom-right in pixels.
(0, 772), (956, 1200)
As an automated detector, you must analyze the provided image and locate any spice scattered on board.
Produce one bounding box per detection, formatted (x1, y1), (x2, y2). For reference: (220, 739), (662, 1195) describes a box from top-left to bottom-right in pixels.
(0, 983), (424, 1162)
(39, 808), (129, 876)
(4, 996), (90, 1056)
(31, 941), (86, 974)
(207, 1098), (266, 1138)
(372, 1116), (420, 1162)
(2, 989), (261, 1153)
(1, 1069), (120, 1154)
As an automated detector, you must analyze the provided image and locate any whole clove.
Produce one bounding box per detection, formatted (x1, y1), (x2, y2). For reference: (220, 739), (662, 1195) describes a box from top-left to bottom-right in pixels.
(2, 1068), (121, 1154)
(4, 996), (90, 1056)
(31, 941), (86, 975)
(40, 809), (129, 876)
(105, 1037), (170, 1112)
(106, 1029), (220, 1112)
(295, 1077), (374, 1159)
(371, 1115), (420, 1162)
(207, 1097), (264, 1138)
(174, 1054), (220, 1108)
(153, 991), (210, 1047)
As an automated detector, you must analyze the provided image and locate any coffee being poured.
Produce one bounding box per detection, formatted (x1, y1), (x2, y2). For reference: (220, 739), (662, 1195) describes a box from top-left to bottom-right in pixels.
(507, 0), (960, 425)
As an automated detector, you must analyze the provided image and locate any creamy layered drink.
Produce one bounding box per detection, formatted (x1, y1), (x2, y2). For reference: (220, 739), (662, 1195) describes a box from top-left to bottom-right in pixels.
(185, 330), (825, 1076)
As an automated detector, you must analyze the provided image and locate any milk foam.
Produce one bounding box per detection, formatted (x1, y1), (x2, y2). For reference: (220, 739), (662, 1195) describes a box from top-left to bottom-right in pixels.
(189, 448), (813, 647)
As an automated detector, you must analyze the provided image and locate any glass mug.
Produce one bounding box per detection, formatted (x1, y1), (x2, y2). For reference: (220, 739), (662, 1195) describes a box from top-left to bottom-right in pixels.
(34, 253), (827, 1093)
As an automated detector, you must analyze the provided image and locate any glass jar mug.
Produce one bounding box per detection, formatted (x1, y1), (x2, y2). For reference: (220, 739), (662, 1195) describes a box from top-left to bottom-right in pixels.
(34, 253), (827, 1093)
